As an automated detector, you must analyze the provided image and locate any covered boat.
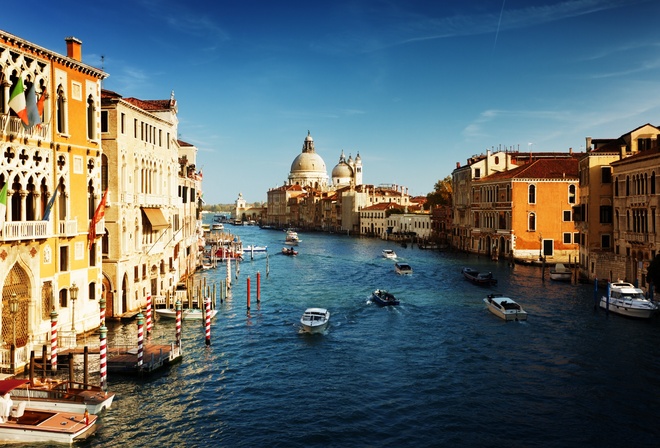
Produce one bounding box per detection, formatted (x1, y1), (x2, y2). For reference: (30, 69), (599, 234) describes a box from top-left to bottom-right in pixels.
(11, 379), (114, 415)
(600, 281), (658, 319)
(549, 263), (572, 281)
(395, 262), (413, 275)
(483, 294), (528, 321)
(462, 267), (497, 285)
(300, 308), (330, 333)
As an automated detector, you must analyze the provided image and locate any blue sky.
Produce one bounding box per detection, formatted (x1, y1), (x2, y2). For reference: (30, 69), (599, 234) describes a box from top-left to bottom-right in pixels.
(4, 0), (660, 204)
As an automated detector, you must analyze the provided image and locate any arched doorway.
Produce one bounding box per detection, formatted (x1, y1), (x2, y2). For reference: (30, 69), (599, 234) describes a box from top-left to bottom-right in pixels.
(121, 273), (129, 316)
(2, 263), (30, 348)
(102, 273), (114, 318)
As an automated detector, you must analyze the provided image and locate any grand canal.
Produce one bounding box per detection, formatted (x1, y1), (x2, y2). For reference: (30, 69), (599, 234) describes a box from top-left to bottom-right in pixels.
(53, 222), (660, 447)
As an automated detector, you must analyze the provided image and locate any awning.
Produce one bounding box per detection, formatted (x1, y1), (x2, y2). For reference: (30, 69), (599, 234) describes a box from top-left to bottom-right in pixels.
(142, 207), (170, 231)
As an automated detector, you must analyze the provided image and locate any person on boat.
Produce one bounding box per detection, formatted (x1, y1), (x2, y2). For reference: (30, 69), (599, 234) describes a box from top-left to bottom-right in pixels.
(0, 392), (12, 422)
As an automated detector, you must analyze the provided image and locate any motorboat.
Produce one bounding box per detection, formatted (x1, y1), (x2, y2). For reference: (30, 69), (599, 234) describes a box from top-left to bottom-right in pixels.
(600, 281), (658, 319)
(372, 289), (399, 306)
(282, 247), (298, 256)
(462, 267), (497, 285)
(483, 294), (528, 321)
(382, 249), (397, 259)
(394, 262), (413, 275)
(11, 379), (114, 415)
(300, 308), (330, 333)
(243, 245), (268, 253)
(549, 263), (572, 282)
(285, 229), (300, 245)
(155, 308), (218, 320)
(0, 380), (98, 444)
(211, 223), (224, 231)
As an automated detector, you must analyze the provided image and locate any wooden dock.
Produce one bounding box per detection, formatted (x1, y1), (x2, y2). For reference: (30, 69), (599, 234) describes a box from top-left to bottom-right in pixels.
(107, 343), (182, 376)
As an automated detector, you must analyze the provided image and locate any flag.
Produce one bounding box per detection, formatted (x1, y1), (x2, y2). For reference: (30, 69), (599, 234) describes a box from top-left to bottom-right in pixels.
(37, 89), (46, 117)
(88, 189), (108, 249)
(0, 183), (7, 234)
(8, 77), (29, 126)
(43, 188), (58, 221)
(25, 83), (41, 128)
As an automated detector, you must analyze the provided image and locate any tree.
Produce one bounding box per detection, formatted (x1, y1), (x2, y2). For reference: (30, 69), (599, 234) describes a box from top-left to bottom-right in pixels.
(425, 175), (452, 209)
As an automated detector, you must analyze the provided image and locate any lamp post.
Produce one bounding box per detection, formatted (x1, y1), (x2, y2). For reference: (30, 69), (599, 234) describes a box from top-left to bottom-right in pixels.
(9, 293), (18, 347)
(69, 282), (78, 333)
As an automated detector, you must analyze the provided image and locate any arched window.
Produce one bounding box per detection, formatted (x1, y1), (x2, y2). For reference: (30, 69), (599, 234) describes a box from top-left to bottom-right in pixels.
(56, 85), (66, 134)
(528, 212), (536, 231)
(651, 172), (656, 195)
(615, 176), (619, 196)
(528, 184), (536, 204)
(86, 94), (95, 139)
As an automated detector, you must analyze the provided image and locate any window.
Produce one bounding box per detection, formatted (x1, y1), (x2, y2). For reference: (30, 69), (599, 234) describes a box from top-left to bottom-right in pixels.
(474, 168), (481, 179)
(652, 172), (656, 195)
(528, 212), (536, 231)
(121, 113), (125, 134)
(601, 167), (612, 184)
(528, 185), (536, 204)
(602, 234), (611, 249)
(574, 233), (580, 244)
(563, 232), (572, 244)
(563, 210), (572, 222)
(87, 95), (95, 139)
(101, 110), (108, 133)
(600, 205), (613, 224)
(56, 85), (66, 134)
(568, 184), (576, 204)
(59, 289), (68, 308)
(59, 246), (69, 272)
(89, 282), (96, 301)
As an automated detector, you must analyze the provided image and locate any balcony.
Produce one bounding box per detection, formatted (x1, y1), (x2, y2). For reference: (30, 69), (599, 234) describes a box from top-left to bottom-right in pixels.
(624, 232), (649, 243)
(1, 220), (49, 241)
(0, 114), (50, 140)
(58, 219), (78, 237)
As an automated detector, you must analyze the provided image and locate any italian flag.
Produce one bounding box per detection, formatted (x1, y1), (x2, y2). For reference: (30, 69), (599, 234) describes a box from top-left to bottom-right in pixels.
(9, 77), (29, 125)
(0, 183), (7, 234)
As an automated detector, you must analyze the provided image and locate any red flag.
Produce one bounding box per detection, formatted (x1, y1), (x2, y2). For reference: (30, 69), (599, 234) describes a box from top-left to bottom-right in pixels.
(89, 189), (108, 249)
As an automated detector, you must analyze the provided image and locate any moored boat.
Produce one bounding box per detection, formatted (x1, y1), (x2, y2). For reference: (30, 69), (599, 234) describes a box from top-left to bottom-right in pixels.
(300, 308), (330, 333)
(155, 308), (218, 320)
(600, 281), (658, 319)
(11, 379), (114, 415)
(372, 289), (399, 306)
(394, 262), (412, 275)
(0, 380), (98, 444)
(462, 267), (497, 285)
(483, 294), (527, 321)
(549, 263), (572, 281)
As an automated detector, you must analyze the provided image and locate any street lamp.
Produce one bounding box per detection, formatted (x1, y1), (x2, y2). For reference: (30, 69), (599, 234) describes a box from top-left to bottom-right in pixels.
(69, 282), (78, 332)
(9, 293), (18, 347)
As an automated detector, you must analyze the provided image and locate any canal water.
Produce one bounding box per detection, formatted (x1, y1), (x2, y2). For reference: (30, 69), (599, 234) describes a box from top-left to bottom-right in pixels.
(52, 223), (660, 447)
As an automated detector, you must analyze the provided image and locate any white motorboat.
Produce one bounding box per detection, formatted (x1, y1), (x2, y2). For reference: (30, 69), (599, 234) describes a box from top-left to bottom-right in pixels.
(549, 263), (572, 281)
(285, 230), (300, 245)
(155, 308), (218, 320)
(0, 380), (98, 444)
(394, 262), (412, 275)
(382, 249), (397, 259)
(11, 379), (114, 415)
(300, 308), (330, 333)
(483, 294), (528, 321)
(600, 281), (658, 319)
(243, 245), (268, 253)
(211, 223), (224, 231)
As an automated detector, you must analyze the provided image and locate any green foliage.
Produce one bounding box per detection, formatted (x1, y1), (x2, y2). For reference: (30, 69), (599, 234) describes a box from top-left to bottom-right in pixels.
(426, 175), (452, 208)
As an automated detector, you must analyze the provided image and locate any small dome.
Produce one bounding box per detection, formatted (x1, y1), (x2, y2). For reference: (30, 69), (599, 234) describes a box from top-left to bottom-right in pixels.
(332, 162), (353, 178)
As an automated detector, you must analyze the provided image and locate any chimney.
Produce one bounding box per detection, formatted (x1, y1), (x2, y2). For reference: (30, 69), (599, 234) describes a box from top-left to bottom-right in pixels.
(585, 137), (592, 152)
(65, 36), (82, 62)
(456, 162), (461, 169)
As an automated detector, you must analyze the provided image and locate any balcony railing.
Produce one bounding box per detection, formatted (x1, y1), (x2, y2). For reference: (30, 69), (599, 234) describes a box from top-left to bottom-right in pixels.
(1, 220), (49, 241)
(58, 219), (78, 237)
(0, 114), (50, 140)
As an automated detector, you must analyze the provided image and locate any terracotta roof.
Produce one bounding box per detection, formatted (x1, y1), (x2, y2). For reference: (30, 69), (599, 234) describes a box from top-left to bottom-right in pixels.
(480, 158), (578, 181)
(123, 97), (174, 111)
(361, 203), (403, 211)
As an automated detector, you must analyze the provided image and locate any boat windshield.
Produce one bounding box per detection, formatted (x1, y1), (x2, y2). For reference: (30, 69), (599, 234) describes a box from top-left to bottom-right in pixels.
(620, 292), (646, 300)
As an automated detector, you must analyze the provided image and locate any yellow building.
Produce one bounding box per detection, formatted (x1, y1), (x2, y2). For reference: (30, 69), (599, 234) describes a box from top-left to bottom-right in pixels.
(0, 30), (107, 372)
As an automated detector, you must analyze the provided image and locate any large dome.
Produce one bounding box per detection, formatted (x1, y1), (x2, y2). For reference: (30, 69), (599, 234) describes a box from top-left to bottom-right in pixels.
(290, 152), (327, 173)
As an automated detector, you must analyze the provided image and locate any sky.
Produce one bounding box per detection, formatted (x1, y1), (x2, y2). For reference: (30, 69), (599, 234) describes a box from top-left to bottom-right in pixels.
(4, 0), (660, 204)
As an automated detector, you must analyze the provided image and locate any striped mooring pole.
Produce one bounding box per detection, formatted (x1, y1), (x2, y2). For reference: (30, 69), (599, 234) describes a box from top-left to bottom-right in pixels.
(50, 308), (58, 373)
(137, 312), (144, 369)
(205, 297), (211, 346)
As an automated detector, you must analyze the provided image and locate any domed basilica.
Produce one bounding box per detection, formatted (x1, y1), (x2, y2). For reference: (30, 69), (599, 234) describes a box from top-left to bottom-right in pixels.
(287, 131), (362, 190)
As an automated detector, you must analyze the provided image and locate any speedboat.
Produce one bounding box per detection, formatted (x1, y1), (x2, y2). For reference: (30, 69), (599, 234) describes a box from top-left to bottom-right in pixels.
(600, 281), (658, 319)
(243, 245), (268, 253)
(285, 230), (300, 245)
(549, 263), (572, 281)
(483, 294), (527, 321)
(0, 380), (98, 444)
(462, 267), (497, 285)
(382, 249), (397, 259)
(11, 379), (114, 415)
(372, 289), (399, 306)
(282, 247), (298, 256)
(395, 262), (412, 275)
(300, 308), (330, 333)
